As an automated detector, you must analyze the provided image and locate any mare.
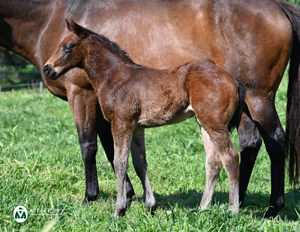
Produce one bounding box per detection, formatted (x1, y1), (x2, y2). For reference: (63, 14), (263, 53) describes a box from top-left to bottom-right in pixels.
(43, 19), (246, 217)
(0, 0), (299, 218)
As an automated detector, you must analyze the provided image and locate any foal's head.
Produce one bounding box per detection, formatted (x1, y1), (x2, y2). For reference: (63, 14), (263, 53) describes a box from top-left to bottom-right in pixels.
(43, 19), (136, 80)
(43, 19), (90, 80)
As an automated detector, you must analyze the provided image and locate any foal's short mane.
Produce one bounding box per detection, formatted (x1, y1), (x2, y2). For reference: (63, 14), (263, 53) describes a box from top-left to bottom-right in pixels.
(85, 26), (137, 65)
(98, 34), (136, 64)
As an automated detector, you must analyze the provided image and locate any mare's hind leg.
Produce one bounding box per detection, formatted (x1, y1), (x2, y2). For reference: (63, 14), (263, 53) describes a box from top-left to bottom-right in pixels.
(238, 114), (262, 206)
(199, 127), (222, 210)
(247, 97), (285, 218)
(131, 128), (156, 212)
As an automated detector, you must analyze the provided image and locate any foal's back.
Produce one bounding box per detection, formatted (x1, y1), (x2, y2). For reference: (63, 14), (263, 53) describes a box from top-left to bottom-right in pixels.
(99, 60), (238, 129)
(99, 62), (191, 127)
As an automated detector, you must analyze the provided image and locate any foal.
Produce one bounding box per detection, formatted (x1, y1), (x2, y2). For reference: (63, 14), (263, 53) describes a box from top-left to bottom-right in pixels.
(43, 19), (245, 217)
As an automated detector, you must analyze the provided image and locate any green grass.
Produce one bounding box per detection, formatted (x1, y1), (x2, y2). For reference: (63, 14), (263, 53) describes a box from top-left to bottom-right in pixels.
(0, 74), (299, 231)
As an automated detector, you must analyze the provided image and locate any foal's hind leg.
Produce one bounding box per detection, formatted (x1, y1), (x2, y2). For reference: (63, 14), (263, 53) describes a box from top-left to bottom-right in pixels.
(202, 127), (240, 213)
(199, 127), (222, 210)
(131, 128), (156, 212)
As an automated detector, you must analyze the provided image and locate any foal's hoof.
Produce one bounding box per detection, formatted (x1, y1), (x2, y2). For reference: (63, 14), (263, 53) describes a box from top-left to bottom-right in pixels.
(146, 205), (157, 216)
(114, 208), (127, 218)
(228, 205), (239, 214)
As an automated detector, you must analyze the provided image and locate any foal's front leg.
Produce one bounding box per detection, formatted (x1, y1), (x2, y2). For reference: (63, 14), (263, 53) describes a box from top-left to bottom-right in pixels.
(96, 115), (135, 206)
(112, 119), (136, 218)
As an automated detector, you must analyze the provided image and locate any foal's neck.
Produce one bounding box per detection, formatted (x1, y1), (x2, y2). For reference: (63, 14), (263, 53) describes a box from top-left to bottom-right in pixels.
(83, 36), (135, 89)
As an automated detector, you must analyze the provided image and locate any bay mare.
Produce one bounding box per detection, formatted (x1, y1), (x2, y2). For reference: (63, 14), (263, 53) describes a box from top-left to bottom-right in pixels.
(0, 0), (299, 217)
(43, 19), (246, 217)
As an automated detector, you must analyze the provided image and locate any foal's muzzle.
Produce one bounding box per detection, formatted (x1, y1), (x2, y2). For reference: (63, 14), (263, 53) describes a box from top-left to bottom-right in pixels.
(43, 64), (59, 80)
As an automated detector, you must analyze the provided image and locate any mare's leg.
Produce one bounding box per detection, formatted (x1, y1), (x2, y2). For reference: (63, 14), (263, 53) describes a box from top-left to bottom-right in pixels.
(199, 127), (222, 210)
(131, 128), (156, 212)
(68, 87), (134, 204)
(238, 114), (262, 206)
(111, 119), (136, 218)
(96, 113), (135, 205)
(247, 97), (285, 218)
(67, 87), (100, 204)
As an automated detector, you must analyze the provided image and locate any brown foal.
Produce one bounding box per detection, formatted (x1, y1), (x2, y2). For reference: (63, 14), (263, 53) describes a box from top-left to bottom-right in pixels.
(43, 20), (245, 217)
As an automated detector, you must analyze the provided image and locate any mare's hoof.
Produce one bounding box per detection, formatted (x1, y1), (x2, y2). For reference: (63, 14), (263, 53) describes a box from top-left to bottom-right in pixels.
(82, 198), (88, 206)
(82, 195), (99, 206)
(82, 198), (90, 206)
(264, 207), (279, 219)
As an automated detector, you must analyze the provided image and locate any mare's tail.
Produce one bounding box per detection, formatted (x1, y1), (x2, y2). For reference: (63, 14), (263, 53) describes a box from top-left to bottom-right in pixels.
(278, 1), (300, 186)
(228, 78), (246, 133)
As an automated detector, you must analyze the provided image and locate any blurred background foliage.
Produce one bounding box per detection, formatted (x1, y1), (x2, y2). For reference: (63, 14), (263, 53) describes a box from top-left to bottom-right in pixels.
(284, 0), (300, 5)
(0, 47), (41, 87)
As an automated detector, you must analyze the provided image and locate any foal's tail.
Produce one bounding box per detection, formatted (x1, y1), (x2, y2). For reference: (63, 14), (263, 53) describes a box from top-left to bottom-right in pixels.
(278, 1), (300, 186)
(228, 78), (246, 133)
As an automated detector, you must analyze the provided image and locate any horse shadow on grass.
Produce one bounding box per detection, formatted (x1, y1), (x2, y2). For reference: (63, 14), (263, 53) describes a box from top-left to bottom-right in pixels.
(154, 188), (300, 221)
(97, 188), (300, 221)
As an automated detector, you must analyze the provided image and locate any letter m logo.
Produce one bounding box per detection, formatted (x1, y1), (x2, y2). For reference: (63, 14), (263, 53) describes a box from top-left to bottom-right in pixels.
(15, 211), (26, 219)
(14, 206), (28, 222)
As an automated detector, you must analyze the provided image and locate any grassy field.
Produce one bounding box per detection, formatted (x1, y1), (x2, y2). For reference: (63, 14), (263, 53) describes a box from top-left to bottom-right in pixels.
(0, 74), (299, 231)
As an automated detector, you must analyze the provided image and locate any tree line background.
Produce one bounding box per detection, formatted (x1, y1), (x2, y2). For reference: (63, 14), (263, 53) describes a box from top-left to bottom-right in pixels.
(284, 0), (300, 4)
(0, 0), (299, 88)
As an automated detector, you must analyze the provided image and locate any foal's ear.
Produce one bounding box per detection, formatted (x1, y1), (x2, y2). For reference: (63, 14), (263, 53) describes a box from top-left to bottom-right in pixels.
(65, 18), (89, 39)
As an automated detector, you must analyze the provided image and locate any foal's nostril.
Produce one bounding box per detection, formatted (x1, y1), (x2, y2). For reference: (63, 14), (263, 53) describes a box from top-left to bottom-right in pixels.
(43, 65), (50, 76)
(43, 64), (58, 80)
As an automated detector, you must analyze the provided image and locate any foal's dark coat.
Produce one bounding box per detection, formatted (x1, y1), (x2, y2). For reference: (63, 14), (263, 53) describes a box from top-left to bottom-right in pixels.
(44, 20), (246, 217)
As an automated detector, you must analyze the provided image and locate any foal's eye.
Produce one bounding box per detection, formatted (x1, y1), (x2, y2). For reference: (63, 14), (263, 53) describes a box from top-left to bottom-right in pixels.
(63, 43), (75, 53)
